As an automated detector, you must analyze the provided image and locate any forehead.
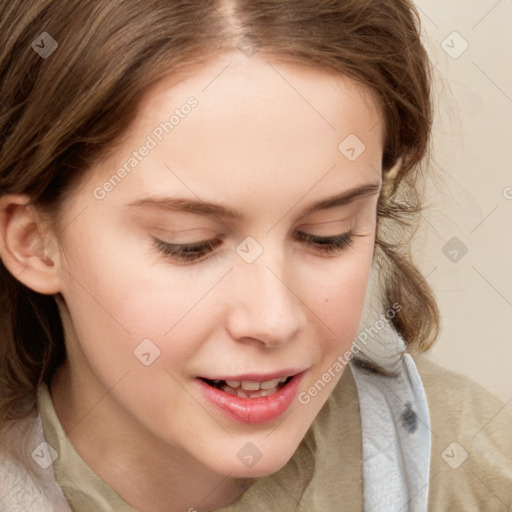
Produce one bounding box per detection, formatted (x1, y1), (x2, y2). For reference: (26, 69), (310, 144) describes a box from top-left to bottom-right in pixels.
(86, 52), (384, 218)
(137, 52), (384, 147)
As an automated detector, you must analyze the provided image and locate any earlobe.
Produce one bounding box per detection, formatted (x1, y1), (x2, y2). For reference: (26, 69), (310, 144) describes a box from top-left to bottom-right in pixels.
(0, 194), (62, 295)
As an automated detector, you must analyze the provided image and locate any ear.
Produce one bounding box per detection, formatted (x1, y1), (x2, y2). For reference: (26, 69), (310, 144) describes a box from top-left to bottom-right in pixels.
(0, 194), (62, 295)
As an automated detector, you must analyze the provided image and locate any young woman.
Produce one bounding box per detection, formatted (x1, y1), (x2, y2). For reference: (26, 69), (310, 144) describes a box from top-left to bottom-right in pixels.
(0, 1), (511, 511)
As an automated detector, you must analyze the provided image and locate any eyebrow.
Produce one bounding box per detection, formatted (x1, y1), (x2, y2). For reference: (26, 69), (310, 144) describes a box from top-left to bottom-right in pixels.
(126, 182), (382, 220)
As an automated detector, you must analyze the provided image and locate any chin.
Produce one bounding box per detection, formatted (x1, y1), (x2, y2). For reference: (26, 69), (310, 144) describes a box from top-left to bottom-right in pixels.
(209, 441), (299, 479)
(228, 459), (292, 479)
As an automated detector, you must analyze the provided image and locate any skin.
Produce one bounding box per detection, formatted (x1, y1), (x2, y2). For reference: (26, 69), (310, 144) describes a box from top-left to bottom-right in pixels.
(0, 50), (385, 512)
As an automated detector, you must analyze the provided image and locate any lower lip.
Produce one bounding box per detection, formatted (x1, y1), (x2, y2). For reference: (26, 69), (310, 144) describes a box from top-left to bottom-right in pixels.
(197, 372), (306, 424)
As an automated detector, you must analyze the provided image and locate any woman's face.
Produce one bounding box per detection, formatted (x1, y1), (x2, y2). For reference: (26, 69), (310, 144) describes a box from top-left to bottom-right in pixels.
(52, 51), (384, 478)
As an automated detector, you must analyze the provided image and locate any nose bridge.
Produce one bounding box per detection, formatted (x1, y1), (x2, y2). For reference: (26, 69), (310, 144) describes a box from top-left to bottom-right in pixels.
(227, 243), (306, 345)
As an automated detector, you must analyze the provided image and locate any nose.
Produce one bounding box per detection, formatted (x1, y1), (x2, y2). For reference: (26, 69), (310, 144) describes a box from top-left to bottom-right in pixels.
(226, 256), (307, 348)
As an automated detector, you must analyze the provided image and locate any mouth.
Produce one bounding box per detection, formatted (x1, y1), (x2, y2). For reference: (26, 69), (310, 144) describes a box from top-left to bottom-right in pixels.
(199, 375), (294, 399)
(197, 369), (307, 424)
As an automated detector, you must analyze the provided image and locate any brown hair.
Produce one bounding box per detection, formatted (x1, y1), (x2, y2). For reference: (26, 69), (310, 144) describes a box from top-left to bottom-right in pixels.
(0, 0), (440, 430)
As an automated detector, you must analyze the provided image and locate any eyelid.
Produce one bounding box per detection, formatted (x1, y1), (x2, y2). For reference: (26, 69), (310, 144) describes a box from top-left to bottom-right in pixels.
(152, 229), (358, 264)
(299, 218), (350, 228)
(152, 226), (215, 237)
(150, 217), (350, 242)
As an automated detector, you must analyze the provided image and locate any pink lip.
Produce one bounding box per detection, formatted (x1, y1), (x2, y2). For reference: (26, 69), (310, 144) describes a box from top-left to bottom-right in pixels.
(197, 370), (307, 424)
(199, 367), (308, 382)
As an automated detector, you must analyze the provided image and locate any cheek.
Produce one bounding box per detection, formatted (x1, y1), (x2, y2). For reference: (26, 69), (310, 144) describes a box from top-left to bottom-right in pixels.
(58, 231), (216, 376)
(296, 256), (372, 411)
(307, 246), (373, 355)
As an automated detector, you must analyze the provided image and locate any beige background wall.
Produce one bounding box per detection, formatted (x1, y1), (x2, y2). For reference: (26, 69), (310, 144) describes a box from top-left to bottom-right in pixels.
(413, 1), (512, 404)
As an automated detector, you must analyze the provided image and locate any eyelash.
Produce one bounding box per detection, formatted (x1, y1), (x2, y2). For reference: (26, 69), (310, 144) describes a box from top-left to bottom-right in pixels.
(152, 230), (357, 263)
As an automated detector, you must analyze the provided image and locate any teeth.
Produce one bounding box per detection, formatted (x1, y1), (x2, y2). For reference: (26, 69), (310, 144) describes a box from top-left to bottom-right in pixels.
(207, 376), (291, 395)
(219, 376), (290, 395)
(241, 381), (260, 391)
(222, 385), (280, 398)
(260, 378), (283, 389)
(237, 377), (289, 390)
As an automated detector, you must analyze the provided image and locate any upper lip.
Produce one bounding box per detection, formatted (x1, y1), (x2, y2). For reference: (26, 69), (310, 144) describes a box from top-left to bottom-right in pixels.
(199, 367), (308, 382)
